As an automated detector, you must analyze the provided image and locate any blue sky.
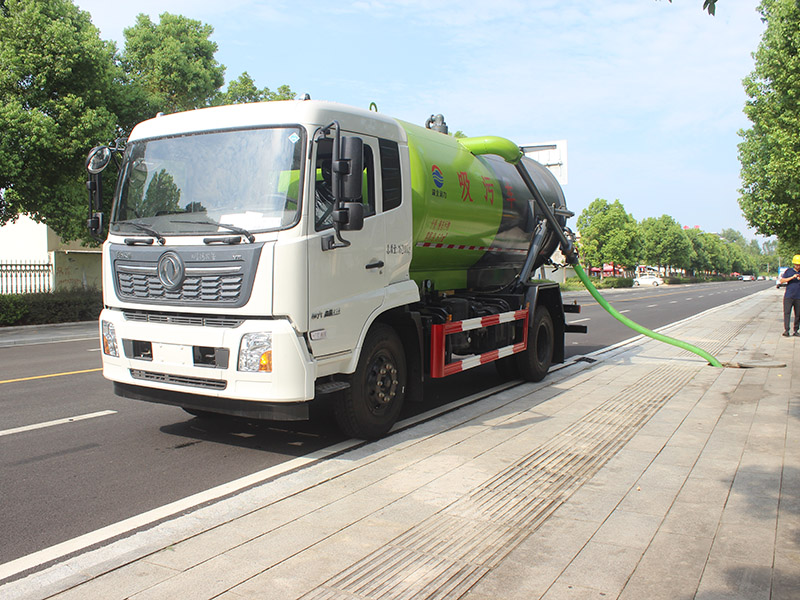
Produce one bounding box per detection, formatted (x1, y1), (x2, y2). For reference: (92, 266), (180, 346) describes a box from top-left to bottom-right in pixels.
(76, 0), (767, 240)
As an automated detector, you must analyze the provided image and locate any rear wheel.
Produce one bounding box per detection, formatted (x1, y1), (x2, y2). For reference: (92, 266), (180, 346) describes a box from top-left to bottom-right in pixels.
(516, 306), (554, 382)
(335, 324), (407, 439)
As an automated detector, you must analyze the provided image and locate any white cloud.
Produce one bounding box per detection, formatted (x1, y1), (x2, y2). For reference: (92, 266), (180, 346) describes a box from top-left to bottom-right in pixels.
(74, 0), (258, 42)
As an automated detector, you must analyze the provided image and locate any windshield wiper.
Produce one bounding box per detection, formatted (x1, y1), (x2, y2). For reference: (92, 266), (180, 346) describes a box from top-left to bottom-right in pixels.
(172, 219), (255, 243)
(123, 223), (165, 245)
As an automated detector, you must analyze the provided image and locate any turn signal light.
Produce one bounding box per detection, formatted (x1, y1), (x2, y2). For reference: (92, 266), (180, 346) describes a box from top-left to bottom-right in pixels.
(259, 351), (272, 372)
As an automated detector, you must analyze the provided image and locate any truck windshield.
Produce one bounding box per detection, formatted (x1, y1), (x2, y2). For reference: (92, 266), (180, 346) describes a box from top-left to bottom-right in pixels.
(111, 127), (305, 235)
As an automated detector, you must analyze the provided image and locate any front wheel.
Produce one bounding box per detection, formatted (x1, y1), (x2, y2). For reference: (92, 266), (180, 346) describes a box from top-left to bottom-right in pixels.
(516, 306), (554, 382)
(335, 324), (407, 439)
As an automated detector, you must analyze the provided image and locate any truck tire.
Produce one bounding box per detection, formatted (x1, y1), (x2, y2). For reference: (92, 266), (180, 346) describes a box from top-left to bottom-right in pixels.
(516, 306), (553, 382)
(335, 324), (406, 439)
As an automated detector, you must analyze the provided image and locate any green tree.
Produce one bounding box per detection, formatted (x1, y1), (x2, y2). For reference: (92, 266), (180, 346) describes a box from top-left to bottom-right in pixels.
(639, 215), (694, 274)
(576, 199), (640, 272)
(0, 0), (119, 241)
(121, 12), (225, 117)
(701, 233), (731, 274)
(738, 0), (800, 247)
(726, 242), (750, 274)
(776, 239), (797, 268)
(721, 228), (772, 275)
(211, 72), (294, 106)
(720, 228), (748, 249)
(685, 228), (712, 276)
(760, 238), (781, 275)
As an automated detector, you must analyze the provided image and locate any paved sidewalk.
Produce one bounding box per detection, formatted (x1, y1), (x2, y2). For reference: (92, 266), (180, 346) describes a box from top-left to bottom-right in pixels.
(2, 288), (797, 599)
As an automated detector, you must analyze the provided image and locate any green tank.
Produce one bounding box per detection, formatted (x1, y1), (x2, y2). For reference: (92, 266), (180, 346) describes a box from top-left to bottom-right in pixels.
(399, 121), (567, 292)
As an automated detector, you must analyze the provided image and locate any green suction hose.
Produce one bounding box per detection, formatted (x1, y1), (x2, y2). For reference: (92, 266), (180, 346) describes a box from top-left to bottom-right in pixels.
(496, 148), (722, 368)
(572, 264), (723, 367)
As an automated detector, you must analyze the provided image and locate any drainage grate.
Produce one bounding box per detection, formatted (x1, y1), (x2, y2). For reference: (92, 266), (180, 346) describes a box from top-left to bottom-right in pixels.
(302, 364), (697, 600)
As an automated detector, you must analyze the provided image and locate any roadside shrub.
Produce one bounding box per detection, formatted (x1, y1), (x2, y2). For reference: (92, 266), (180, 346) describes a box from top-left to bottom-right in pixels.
(559, 276), (634, 290)
(0, 289), (102, 327)
(559, 277), (585, 291)
(594, 277), (634, 289)
(0, 294), (28, 326)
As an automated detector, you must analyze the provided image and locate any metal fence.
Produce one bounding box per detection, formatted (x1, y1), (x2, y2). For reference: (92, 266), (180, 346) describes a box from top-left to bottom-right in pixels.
(0, 261), (53, 294)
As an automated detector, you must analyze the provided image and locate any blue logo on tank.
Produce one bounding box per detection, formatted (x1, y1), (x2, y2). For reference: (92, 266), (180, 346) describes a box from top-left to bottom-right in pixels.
(432, 165), (444, 188)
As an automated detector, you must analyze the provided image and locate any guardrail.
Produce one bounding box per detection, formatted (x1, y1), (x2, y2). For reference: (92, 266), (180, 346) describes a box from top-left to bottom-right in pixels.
(0, 261), (52, 294)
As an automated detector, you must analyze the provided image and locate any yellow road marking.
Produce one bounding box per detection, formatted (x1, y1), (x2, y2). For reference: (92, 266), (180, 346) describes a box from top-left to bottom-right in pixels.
(0, 368), (102, 385)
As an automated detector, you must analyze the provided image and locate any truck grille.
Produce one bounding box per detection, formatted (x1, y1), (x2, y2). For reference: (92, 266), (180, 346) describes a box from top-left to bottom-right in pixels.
(117, 270), (243, 303)
(110, 243), (262, 308)
(123, 311), (245, 328)
(130, 369), (227, 390)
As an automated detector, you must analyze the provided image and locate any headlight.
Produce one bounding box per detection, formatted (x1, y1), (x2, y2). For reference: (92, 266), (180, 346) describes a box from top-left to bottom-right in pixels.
(239, 333), (272, 372)
(101, 320), (119, 357)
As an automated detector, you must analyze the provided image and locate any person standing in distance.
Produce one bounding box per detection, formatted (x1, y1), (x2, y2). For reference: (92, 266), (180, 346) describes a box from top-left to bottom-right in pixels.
(780, 255), (800, 337)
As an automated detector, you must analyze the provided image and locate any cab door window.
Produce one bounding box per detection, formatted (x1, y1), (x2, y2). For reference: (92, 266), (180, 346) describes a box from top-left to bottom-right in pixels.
(379, 138), (402, 212)
(314, 138), (375, 231)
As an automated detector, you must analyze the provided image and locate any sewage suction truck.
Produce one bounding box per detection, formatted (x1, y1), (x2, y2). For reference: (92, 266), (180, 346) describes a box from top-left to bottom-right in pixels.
(85, 100), (586, 439)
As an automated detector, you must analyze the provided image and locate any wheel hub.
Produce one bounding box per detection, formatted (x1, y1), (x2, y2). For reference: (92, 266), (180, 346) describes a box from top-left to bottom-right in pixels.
(367, 354), (398, 412)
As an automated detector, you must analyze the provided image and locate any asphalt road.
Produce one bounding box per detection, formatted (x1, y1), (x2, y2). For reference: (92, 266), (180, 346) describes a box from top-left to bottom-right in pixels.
(561, 279), (776, 357)
(0, 279), (774, 572)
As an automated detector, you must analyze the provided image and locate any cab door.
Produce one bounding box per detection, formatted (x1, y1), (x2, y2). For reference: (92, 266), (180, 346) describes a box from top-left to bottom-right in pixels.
(307, 135), (387, 359)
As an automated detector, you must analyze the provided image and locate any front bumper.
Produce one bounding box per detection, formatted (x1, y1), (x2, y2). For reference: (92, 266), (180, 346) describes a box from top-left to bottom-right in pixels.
(99, 308), (316, 409)
(113, 382), (310, 420)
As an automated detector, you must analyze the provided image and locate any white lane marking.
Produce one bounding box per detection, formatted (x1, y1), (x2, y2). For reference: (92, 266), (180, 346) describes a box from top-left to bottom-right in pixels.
(0, 411), (117, 438)
(569, 318), (591, 323)
(87, 348), (101, 352)
(686, 298), (693, 300)
(670, 301), (678, 304)
(647, 304), (658, 308)
(619, 310), (631, 314)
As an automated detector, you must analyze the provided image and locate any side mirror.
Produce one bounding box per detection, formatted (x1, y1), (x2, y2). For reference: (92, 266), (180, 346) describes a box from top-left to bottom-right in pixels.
(87, 212), (104, 236)
(316, 123), (366, 250)
(334, 202), (364, 231)
(86, 146), (112, 241)
(86, 146), (112, 174)
(340, 136), (363, 201)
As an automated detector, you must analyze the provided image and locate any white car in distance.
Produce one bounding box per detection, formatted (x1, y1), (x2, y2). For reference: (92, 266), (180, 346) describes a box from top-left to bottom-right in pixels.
(634, 275), (664, 287)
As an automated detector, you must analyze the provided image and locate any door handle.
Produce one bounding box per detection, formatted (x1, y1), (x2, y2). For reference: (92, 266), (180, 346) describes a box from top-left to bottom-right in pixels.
(365, 260), (384, 270)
